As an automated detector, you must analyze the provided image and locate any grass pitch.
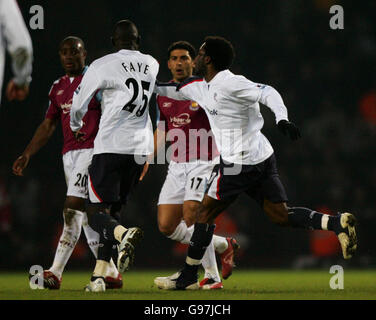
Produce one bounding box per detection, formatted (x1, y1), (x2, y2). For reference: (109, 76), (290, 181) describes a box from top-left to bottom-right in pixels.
(0, 269), (375, 300)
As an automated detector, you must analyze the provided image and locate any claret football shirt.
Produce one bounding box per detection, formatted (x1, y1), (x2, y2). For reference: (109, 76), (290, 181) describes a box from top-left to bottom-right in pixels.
(45, 67), (101, 154)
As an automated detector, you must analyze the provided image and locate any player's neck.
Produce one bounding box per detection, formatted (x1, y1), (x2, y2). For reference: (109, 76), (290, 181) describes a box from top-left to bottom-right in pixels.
(204, 69), (218, 83)
(173, 75), (193, 83)
(116, 43), (138, 51)
(66, 67), (84, 78)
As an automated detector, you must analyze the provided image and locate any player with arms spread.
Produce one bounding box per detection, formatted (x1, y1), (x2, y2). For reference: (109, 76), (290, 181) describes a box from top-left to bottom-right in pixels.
(12, 37), (122, 290)
(155, 36), (357, 289)
(70, 20), (158, 292)
(152, 41), (238, 290)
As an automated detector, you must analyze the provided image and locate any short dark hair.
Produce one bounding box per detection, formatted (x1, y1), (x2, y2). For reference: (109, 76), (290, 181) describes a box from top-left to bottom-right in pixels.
(112, 20), (140, 49)
(167, 41), (196, 60)
(59, 36), (85, 50)
(202, 36), (235, 71)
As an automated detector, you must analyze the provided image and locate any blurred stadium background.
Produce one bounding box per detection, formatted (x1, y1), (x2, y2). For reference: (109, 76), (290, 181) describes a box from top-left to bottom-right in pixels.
(0, 0), (375, 273)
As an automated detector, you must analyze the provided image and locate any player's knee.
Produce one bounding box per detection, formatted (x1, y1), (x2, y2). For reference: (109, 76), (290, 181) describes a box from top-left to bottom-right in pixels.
(63, 208), (79, 226)
(196, 204), (212, 224)
(182, 201), (200, 226)
(64, 196), (85, 212)
(264, 201), (288, 226)
(158, 220), (177, 237)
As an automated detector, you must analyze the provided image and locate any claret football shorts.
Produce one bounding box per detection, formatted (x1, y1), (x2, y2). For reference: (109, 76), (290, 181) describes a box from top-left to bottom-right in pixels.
(206, 153), (288, 206)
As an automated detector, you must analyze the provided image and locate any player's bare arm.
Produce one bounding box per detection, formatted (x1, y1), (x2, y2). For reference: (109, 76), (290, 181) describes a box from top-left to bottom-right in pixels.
(139, 128), (166, 181)
(6, 80), (29, 101)
(12, 118), (57, 176)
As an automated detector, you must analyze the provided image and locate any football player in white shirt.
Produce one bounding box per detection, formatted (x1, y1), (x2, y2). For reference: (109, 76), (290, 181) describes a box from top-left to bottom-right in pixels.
(0, 0), (33, 104)
(155, 36), (357, 290)
(70, 20), (157, 292)
(151, 41), (238, 290)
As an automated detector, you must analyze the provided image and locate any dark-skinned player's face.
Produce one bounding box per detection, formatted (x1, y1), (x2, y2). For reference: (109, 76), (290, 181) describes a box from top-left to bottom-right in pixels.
(168, 49), (194, 82)
(59, 40), (86, 76)
(193, 45), (207, 77)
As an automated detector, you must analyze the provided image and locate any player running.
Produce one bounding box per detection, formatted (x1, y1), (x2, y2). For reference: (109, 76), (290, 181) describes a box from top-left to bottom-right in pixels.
(151, 41), (238, 290)
(70, 20), (158, 292)
(12, 37), (122, 290)
(155, 36), (357, 290)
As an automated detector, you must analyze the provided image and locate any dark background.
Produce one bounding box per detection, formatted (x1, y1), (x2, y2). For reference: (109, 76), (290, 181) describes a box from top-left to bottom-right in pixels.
(0, 0), (375, 272)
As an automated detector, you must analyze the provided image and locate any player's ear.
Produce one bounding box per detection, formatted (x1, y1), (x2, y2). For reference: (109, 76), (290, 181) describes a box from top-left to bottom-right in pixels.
(204, 55), (211, 65)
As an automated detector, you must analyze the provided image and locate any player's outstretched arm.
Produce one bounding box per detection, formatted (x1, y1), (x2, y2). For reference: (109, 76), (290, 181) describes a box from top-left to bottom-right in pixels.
(259, 85), (301, 140)
(236, 78), (301, 141)
(154, 81), (190, 101)
(2, 0), (33, 100)
(277, 119), (301, 141)
(70, 65), (101, 133)
(6, 79), (29, 101)
(12, 118), (57, 176)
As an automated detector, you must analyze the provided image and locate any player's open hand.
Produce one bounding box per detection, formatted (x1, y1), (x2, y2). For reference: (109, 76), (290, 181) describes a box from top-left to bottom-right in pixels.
(12, 155), (30, 176)
(72, 130), (86, 142)
(277, 120), (301, 141)
(6, 80), (29, 101)
(139, 161), (149, 181)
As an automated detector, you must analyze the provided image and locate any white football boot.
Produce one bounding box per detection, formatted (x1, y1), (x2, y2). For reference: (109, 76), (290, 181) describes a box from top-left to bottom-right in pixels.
(337, 212), (357, 259)
(154, 271), (181, 289)
(84, 277), (106, 292)
(117, 227), (144, 272)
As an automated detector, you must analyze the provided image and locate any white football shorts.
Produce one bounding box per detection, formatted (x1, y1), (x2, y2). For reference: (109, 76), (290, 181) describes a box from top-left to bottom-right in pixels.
(62, 148), (93, 199)
(158, 158), (219, 205)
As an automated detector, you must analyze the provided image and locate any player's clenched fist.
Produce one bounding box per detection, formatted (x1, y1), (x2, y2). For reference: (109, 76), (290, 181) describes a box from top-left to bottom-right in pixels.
(12, 154), (30, 176)
(6, 80), (30, 101)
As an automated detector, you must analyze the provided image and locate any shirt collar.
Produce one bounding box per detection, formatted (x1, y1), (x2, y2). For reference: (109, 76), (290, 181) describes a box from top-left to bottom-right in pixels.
(206, 69), (232, 85)
(82, 65), (89, 75)
(118, 49), (140, 54)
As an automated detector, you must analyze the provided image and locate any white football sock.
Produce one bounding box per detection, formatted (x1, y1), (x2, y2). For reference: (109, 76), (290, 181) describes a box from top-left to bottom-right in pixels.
(81, 212), (119, 278)
(213, 235), (229, 254)
(167, 220), (188, 243)
(93, 260), (109, 278)
(81, 211), (99, 258)
(114, 225), (128, 243)
(202, 240), (221, 282)
(185, 224), (221, 282)
(49, 209), (83, 279)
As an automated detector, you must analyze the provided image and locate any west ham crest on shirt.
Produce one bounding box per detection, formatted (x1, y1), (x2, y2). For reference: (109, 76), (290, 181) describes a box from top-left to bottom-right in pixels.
(189, 101), (199, 111)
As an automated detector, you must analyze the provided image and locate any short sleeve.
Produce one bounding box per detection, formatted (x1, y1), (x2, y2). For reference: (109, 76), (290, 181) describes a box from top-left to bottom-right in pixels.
(45, 84), (60, 120)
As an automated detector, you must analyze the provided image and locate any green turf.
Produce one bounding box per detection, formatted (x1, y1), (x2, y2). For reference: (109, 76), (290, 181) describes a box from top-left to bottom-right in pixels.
(0, 269), (375, 300)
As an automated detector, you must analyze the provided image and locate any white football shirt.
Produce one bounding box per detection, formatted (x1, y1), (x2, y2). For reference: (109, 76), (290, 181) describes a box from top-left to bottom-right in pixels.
(155, 69), (289, 165)
(70, 49), (159, 156)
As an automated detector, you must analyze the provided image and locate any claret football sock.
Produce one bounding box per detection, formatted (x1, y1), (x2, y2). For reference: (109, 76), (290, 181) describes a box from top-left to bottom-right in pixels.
(288, 207), (339, 231)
